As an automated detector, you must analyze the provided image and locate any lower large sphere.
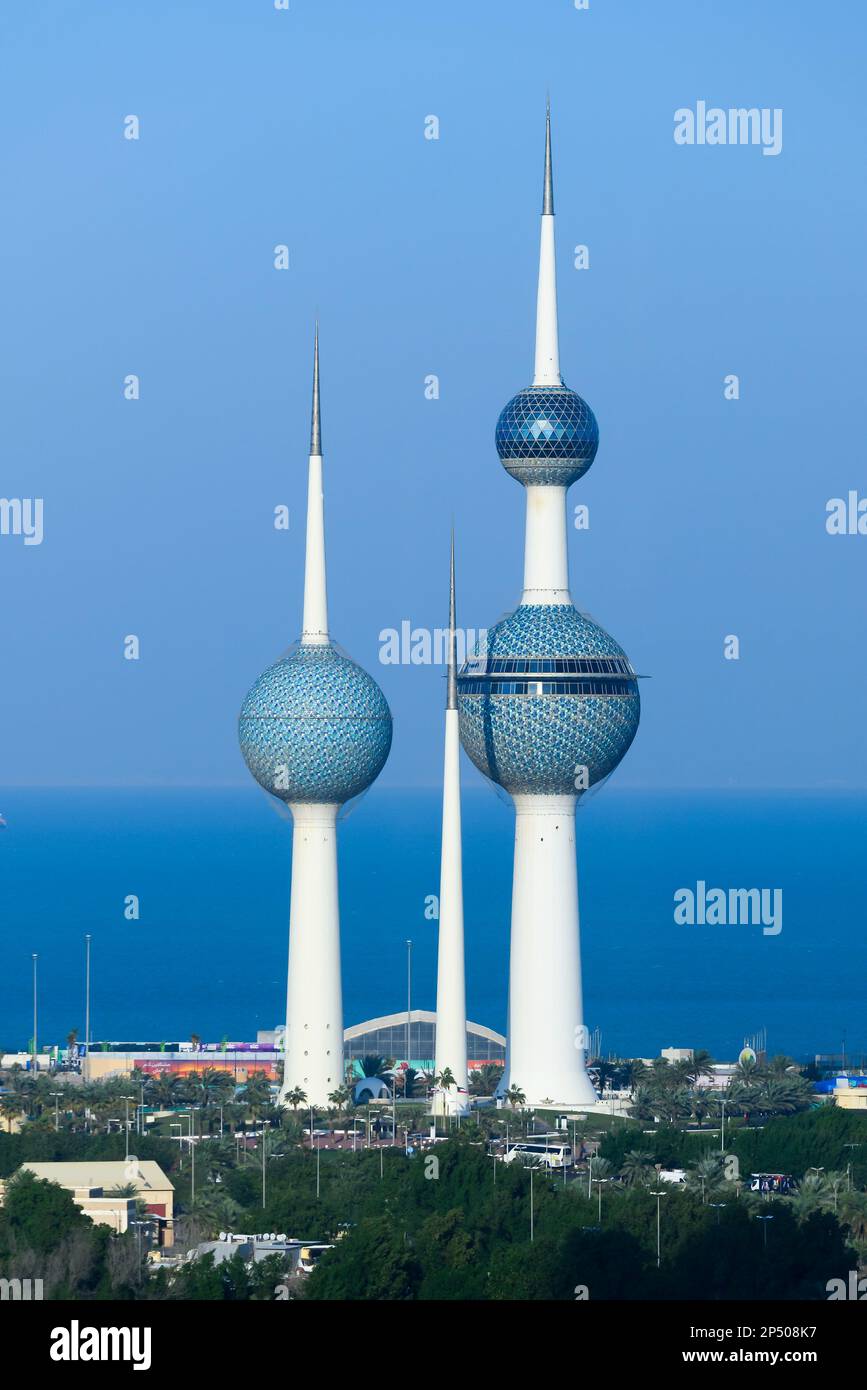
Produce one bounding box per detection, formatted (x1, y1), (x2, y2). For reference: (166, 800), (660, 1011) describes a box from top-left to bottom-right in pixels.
(239, 643), (392, 804)
(458, 604), (639, 796)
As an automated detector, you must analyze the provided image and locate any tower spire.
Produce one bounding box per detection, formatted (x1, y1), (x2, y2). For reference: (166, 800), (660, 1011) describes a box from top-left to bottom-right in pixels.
(446, 528), (457, 711)
(310, 319), (322, 456)
(301, 323), (329, 644)
(533, 99), (561, 387)
(542, 95), (554, 214)
(434, 530), (469, 1114)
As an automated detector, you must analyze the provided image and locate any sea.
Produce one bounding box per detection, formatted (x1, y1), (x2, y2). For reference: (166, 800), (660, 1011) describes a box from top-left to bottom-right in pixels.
(0, 787), (864, 1063)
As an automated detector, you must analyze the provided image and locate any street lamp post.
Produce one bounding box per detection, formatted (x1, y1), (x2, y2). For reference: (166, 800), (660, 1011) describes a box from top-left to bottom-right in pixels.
(594, 1176), (610, 1223)
(756, 1214), (774, 1251)
(651, 1190), (668, 1269)
(405, 939), (412, 1065)
(530, 1167), (535, 1243)
(121, 1097), (135, 1159)
(31, 953), (38, 1068)
(84, 934), (92, 1053)
(51, 1091), (63, 1132)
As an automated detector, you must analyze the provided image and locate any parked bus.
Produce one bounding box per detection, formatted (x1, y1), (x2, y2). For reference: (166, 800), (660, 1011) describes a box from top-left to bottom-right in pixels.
(501, 1141), (573, 1170)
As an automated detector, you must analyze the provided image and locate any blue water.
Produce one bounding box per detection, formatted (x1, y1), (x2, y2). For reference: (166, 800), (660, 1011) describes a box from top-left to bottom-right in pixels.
(0, 787), (864, 1061)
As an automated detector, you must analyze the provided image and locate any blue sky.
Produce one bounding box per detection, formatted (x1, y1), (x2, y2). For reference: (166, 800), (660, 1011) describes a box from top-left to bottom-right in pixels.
(1, 1), (865, 790)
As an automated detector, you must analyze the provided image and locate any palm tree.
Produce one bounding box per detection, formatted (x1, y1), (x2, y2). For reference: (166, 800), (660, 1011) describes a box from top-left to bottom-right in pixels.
(145, 1073), (184, 1109)
(358, 1055), (390, 1082)
(190, 1033), (202, 1051)
(620, 1149), (655, 1187)
(687, 1049), (715, 1085)
(628, 1087), (657, 1124)
(504, 1085), (526, 1111)
(283, 1086), (307, 1113)
(402, 1066), (421, 1100)
(654, 1087), (692, 1127)
(241, 1072), (273, 1126)
(0, 1097), (23, 1133)
(327, 1086), (351, 1132)
(469, 1064), (503, 1097)
(685, 1155), (725, 1202)
(767, 1053), (798, 1076)
(107, 1182), (140, 1199)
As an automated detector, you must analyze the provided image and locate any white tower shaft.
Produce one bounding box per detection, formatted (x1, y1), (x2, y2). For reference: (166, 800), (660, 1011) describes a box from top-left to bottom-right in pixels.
(522, 485), (570, 604)
(301, 325), (329, 645)
(502, 796), (597, 1106)
(523, 105), (569, 606)
(281, 802), (343, 1106)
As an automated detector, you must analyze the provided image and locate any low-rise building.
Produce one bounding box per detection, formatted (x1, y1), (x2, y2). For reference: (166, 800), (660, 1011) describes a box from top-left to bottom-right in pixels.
(14, 1158), (175, 1246)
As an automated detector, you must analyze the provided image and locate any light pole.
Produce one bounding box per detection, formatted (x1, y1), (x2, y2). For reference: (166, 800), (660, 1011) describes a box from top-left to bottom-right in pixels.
(51, 1091), (63, 1132)
(121, 1096), (134, 1159)
(31, 953), (38, 1068)
(405, 939), (412, 1064)
(709, 1201), (727, 1226)
(651, 1190), (668, 1269)
(262, 1123), (267, 1210)
(756, 1213), (774, 1251)
(530, 1167), (535, 1242)
(843, 1143), (861, 1192)
(84, 934), (92, 1053)
(594, 1176), (610, 1223)
(719, 1096), (727, 1154)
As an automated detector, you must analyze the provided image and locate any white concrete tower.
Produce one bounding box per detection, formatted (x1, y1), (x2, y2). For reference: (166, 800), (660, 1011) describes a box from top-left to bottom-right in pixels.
(239, 326), (393, 1108)
(432, 534), (470, 1117)
(457, 105), (641, 1109)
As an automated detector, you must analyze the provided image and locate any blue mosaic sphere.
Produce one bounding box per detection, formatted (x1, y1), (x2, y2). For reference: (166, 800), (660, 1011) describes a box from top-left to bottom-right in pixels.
(239, 643), (392, 804)
(495, 385), (599, 487)
(458, 604), (639, 796)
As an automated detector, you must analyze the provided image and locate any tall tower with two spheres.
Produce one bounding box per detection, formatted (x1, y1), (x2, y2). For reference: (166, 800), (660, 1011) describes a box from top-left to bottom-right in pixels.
(457, 107), (641, 1106)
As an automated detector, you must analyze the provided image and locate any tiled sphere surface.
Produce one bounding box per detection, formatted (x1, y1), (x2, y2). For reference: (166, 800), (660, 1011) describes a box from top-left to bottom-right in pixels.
(495, 385), (599, 486)
(458, 604), (639, 796)
(239, 643), (392, 804)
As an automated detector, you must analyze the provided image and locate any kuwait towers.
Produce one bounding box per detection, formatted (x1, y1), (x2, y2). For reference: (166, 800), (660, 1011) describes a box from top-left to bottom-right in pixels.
(432, 536), (469, 1117)
(457, 106), (640, 1107)
(239, 328), (392, 1107)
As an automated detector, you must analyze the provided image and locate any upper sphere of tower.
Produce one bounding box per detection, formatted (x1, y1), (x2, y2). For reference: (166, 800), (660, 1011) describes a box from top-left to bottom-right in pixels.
(495, 385), (598, 487)
(238, 642), (392, 804)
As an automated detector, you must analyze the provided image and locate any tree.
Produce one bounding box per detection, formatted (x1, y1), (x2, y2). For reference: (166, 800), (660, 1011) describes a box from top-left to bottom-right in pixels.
(0, 1097), (23, 1134)
(620, 1150), (654, 1187)
(283, 1087), (307, 1114)
(504, 1086), (526, 1111)
(434, 1068), (456, 1112)
(0, 1171), (93, 1255)
(469, 1064), (503, 1097)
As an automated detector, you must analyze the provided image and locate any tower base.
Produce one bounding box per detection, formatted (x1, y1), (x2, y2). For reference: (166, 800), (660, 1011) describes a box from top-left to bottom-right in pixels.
(500, 794), (598, 1108)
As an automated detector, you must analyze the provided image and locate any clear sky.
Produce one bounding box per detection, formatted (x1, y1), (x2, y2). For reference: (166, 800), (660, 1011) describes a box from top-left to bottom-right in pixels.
(1, 1), (864, 790)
